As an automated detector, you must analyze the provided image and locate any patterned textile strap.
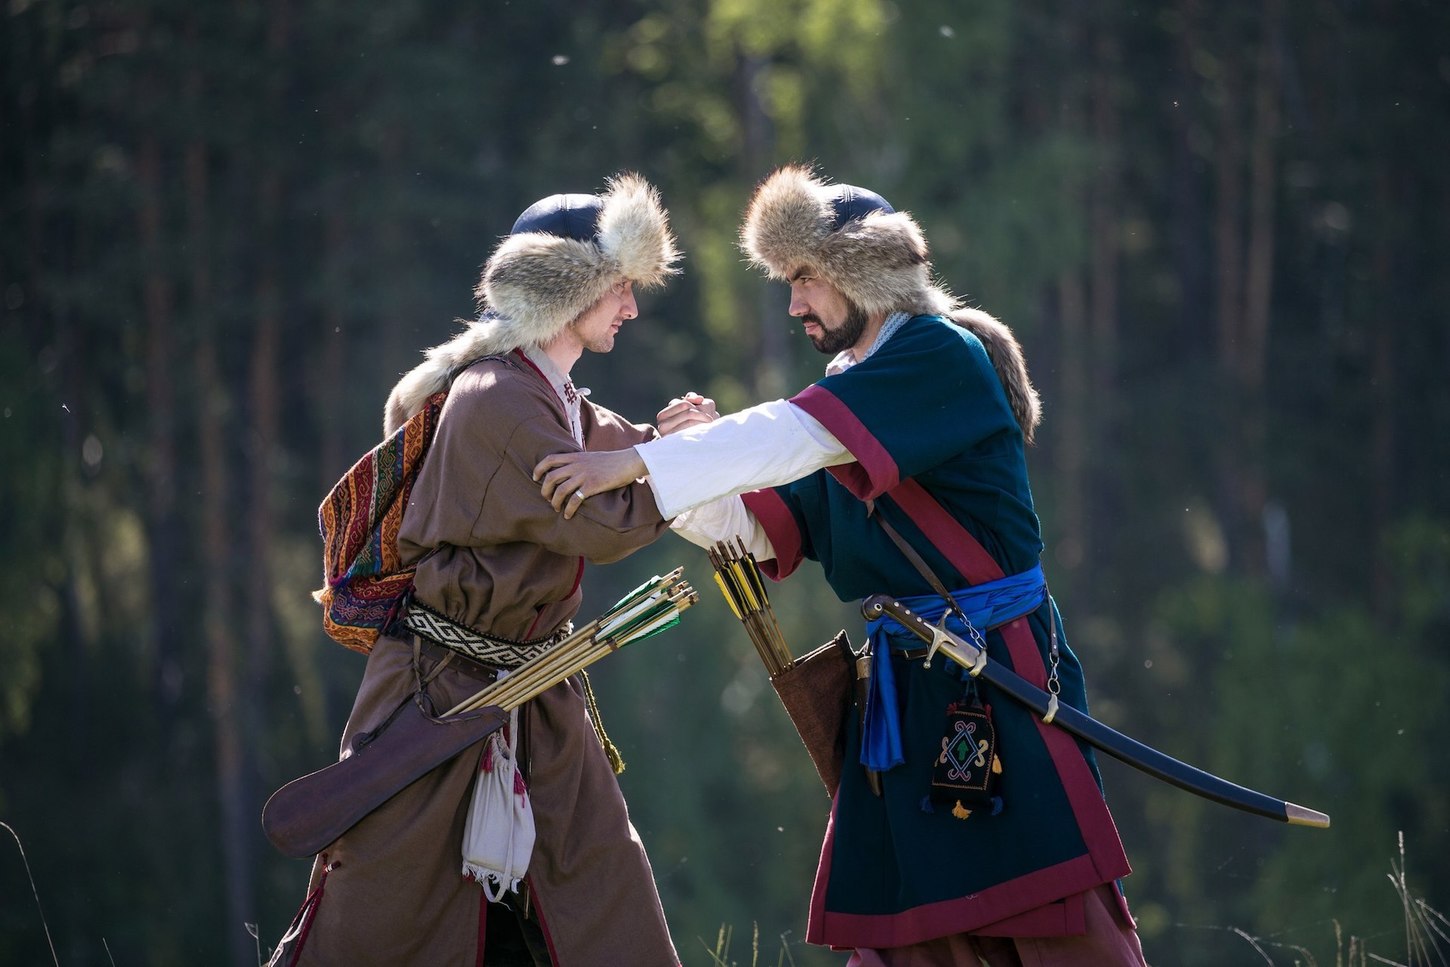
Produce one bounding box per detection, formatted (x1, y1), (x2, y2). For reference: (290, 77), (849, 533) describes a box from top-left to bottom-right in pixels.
(315, 390), (448, 654)
(400, 600), (566, 669)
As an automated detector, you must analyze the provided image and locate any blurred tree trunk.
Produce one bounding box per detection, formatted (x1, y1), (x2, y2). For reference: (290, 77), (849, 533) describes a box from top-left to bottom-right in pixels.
(1209, 18), (1249, 574)
(1050, 5), (1089, 578)
(377, 124), (409, 382)
(320, 211), (348, 486)
(138, 129), (185, 715)
(186, 26), (254, 960)
(237, 1), (294, 961)
(247, 0), (290, 695)
(1362, 0), (1400, 618)
(1169, 0), (1213, 363)
(1050, 8), (1120, 584)
(1369, 169), (1395, 616)
(22, 11), (96, 751)
(1209, 4), (1280, 577)
(1055, 268), (1088, 573)
(58, 214), (92, 760)
(740, 53), (785, 399)
(1087, 23), (1122, 572)
(1238, 0), (1281, 578)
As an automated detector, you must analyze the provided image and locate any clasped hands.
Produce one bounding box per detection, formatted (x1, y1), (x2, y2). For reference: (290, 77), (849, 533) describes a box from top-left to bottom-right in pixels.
(534, 391), (717, 519)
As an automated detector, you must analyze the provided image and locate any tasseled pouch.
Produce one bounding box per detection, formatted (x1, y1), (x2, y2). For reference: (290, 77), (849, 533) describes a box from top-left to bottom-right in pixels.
(462, 705), (536, 900)
(927, 683), (1004, 821)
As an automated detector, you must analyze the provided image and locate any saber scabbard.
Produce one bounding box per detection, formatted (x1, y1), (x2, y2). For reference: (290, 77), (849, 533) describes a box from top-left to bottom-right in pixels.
(862, 594), (1330, 829)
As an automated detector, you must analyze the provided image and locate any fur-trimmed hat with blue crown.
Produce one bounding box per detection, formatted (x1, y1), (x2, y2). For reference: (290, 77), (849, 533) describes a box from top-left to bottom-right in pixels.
(739, 164), (1041, 442)
(384, 172), (680, 434)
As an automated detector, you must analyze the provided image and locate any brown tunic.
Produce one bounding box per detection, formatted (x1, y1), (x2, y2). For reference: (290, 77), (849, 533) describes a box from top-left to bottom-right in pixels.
(274, 352), (678, 966)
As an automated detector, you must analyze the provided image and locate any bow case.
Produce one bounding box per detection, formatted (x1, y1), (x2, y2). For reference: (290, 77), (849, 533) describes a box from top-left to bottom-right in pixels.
(262, 697), (508, 858)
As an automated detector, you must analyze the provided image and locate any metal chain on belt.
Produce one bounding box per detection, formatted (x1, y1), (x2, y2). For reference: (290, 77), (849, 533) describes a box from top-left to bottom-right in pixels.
(1043, 595), (1062, 723)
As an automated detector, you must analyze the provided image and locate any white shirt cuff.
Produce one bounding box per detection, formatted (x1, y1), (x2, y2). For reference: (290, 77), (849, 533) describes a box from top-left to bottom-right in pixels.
(636, 399), (852, 518)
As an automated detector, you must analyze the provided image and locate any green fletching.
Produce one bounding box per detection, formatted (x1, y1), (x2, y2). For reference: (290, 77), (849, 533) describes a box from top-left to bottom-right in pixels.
(601, 571), (680, 623)
(611, 574), (666, 610)
(604, 599), (674, 640)
(593, 567), (692, 651)
(602, 596), (667, 637)
(615, 611), (682, 647)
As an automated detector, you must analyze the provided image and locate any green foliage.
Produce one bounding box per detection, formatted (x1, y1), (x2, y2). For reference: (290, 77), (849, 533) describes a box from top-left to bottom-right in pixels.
(1126, 535), (1450, 963)
(3, 0), (1449, 964)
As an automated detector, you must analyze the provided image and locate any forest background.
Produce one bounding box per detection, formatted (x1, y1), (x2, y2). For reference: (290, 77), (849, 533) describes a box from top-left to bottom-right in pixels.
(3, 1), (1448, 965)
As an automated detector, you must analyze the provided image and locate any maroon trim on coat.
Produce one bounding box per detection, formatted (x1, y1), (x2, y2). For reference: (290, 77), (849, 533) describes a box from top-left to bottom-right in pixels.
(806, 792), (839, 943)
(511, 347), (550, 384)
(284, 857), (336, 966)
(885, 478), (1001, 585)
(741, 489), (804, 580)
(509, 347), (573, 440)
(476, 892), (488, 967)
(1113, 884), (1138, 929)
(998, 615), (1132, 889)
(807, 800), (1110, 948)
(790, 384), (899, 499)
(568, 557), (585, 597)
(523, 553), (584, 641)
(887, 483), (1132, 888)
(970, 890), (1085, 938)
(804, 479), (1133, 948)
(528, 879), (562, 966)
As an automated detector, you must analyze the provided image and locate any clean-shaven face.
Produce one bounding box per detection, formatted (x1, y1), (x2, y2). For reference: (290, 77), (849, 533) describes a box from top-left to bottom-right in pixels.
(571, 279), (637, 354)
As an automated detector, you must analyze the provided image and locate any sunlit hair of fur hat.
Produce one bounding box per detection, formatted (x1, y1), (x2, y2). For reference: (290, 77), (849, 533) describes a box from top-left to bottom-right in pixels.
(740, 164), (957, 319)
(384, 172), (680, 434)
(740, 164), (1041, 442)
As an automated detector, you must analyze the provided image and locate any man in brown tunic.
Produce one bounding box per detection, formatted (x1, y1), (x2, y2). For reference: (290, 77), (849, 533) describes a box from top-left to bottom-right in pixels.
(269, 173), (684, 966)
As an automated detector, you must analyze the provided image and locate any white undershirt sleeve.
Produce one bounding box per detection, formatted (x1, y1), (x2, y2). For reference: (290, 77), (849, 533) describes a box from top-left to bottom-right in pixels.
(667, 496), (775, 560)
(638, 399), (853, 519)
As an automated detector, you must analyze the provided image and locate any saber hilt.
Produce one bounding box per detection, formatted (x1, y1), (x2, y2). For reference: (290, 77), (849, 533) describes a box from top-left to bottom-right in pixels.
(862, 594), (1329, 829)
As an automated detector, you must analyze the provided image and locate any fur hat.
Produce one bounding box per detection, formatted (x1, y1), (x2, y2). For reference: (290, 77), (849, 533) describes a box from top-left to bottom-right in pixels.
(739, 164), (1041, 442)
(740, 164), (956, 319)
(383, 172), (680, 434)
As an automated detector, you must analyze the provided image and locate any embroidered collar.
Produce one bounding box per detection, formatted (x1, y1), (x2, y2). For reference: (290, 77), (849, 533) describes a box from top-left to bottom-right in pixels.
(825, 311), (912, 375)
(520, 345), (586, 444)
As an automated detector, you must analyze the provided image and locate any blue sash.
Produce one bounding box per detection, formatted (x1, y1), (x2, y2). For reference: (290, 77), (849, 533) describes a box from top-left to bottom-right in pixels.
(861, 564), (1048, 772)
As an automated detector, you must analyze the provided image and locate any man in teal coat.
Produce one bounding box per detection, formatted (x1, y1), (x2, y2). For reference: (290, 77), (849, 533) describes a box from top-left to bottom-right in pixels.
(536, 165), (1148, 966)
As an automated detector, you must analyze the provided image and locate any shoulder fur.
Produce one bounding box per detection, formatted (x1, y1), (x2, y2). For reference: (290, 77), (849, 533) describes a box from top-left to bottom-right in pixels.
(949, 307), (1042, 445)
(382, 317), (516, 436)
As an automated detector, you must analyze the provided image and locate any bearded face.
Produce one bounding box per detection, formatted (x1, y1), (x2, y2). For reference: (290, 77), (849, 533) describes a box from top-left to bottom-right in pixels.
(806, 298), (870, 355)
(789, 269), (871, 356)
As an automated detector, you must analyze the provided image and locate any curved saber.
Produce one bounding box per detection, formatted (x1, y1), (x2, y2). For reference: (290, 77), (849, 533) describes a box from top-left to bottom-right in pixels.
(862, 595), (1330, 829)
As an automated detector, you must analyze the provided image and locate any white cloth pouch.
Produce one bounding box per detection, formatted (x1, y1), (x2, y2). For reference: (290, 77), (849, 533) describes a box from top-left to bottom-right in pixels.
(461, 705), (536, 901)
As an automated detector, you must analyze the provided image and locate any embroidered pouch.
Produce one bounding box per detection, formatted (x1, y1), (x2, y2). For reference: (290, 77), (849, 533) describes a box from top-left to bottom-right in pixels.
(930, 694), (1003, 820)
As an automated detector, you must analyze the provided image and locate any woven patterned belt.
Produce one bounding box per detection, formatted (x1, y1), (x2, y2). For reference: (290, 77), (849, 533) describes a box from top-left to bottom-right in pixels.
(399, 600), (568, 669)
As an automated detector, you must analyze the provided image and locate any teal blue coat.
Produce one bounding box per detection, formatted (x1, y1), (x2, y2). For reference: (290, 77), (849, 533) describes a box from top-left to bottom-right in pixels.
(742, 315), (1132, 949)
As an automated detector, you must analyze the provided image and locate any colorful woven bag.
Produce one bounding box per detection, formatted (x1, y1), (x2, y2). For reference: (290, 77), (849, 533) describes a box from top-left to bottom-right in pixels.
(314, 390), (448, 653)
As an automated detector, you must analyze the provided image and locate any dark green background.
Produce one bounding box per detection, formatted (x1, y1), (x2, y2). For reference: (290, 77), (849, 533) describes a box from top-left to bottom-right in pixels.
(4, 1), (1448, 964)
